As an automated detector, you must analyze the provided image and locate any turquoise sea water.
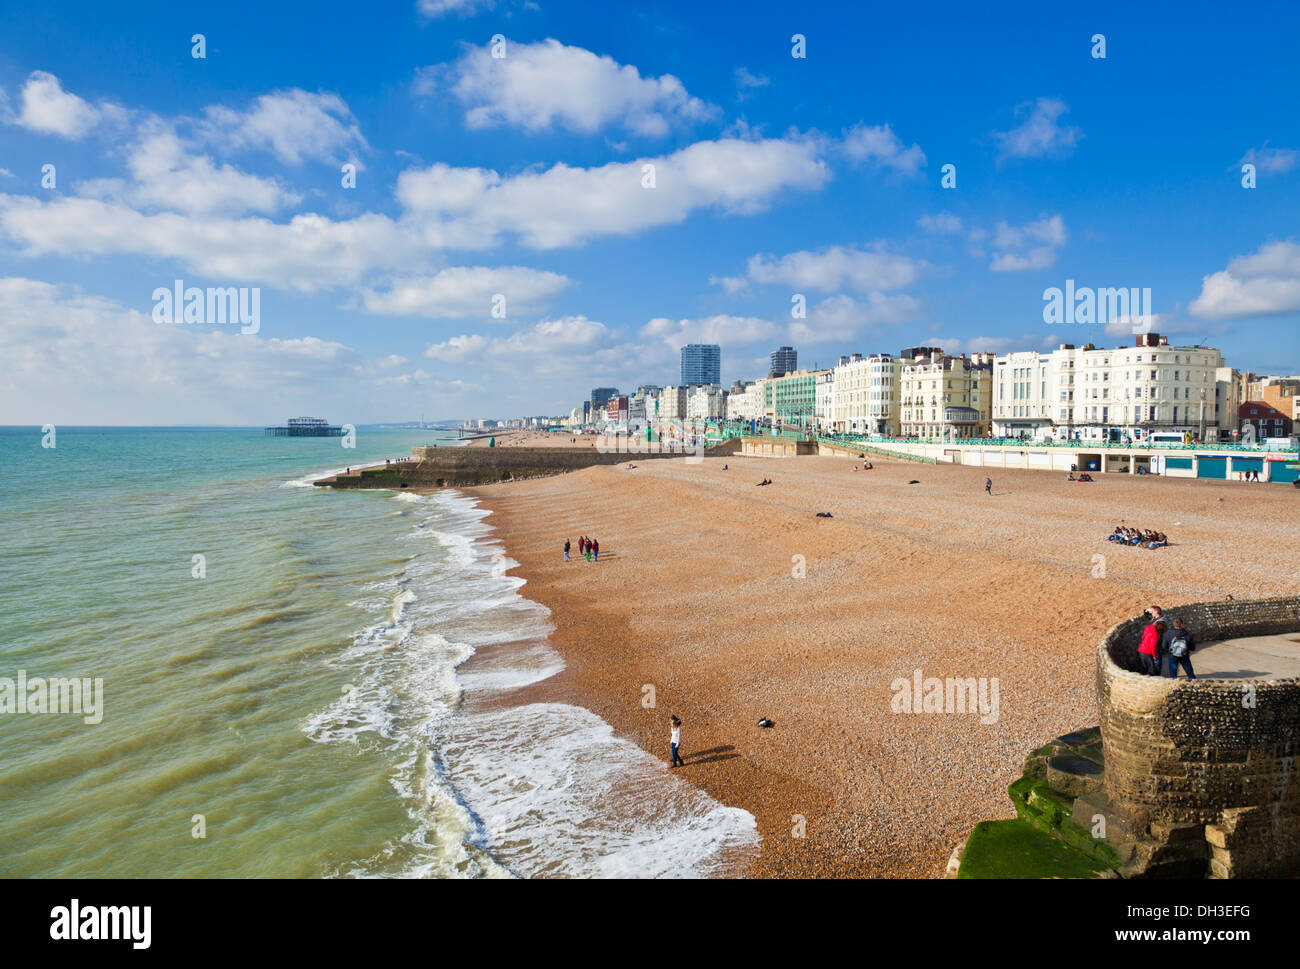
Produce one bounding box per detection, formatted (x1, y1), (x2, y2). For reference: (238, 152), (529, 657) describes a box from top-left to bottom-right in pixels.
(0, 427), (757, 878)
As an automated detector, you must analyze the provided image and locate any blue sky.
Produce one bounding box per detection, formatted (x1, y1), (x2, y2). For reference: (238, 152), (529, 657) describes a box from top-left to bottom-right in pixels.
(1, 0), (1297, 424)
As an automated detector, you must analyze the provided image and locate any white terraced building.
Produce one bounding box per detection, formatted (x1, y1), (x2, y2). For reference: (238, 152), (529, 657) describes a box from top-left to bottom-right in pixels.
(993, 334), (1239, 443)
(822, 353), (903, 436)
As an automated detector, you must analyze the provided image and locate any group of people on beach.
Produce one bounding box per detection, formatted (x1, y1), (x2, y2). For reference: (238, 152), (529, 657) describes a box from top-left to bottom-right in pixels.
(1066, 472), (1095, 482)
(1108, 525), (1168, 548)
(564, 536), (599, 562)
(849, 463), (873, 472)
(1137, 605), (1197, 678)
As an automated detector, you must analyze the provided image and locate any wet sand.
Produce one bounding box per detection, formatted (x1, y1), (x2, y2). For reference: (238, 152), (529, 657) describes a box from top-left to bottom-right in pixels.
(459, 454), (1300, 877)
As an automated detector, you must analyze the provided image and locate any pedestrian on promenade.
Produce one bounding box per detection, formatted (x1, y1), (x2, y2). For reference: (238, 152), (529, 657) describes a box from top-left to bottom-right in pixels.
(670, 716), (685, 767)
(1137, 605), (1166, 676)
(985, 477), (992, 495)
(564, 539), (570, 562)
(1163, 617), (1197, 679)
(592, 538), (599, 562)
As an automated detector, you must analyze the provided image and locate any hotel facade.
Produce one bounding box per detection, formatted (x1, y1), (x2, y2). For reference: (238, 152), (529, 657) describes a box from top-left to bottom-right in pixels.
(991, 334), (1238, 442)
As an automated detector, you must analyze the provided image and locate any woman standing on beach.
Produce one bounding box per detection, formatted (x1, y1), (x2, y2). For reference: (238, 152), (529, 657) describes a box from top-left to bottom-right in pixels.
(564, 539), (570, 562)
(669, 716), (684, 767)
(592, 538), (599, 562)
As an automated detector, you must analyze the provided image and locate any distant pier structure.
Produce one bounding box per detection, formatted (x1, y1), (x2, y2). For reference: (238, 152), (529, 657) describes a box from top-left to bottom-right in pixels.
(264, 417), (344, 437)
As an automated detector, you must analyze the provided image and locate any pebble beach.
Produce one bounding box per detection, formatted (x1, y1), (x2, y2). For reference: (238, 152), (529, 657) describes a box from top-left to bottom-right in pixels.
(460, 453), (1300, 877)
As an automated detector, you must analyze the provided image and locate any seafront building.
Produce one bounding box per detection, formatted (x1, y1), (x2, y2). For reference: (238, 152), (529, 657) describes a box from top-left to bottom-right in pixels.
(900, 351), (994, 438)
(680, 344), (721, 386)
(1239, 401), (1293, 440)
(770, 345), (797, 377)
(764, 368), (828, 429)
(823, 353), (902, 435)
(562, 333), (1263, 455)
(658, 385), (689, 420)
(991, 335), (1236, 442)
(687, 384), (727, 420)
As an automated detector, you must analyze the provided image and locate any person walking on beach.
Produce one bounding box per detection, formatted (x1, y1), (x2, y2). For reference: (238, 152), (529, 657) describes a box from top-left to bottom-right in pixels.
(592, 538), (599, 562)
(564, 539), (570, 562)
(669, 716), (684, 767)
(584, 537), (592, 562)
(1163, 617), (1197, 679)
(1137, 606), (1166, 676)
(985, 477), (992, 495)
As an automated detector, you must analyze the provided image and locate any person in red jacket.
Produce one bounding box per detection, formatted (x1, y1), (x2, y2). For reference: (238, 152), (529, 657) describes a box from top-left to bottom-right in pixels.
(1137, 605), (1166, 675)
(592, 538), (599, 563)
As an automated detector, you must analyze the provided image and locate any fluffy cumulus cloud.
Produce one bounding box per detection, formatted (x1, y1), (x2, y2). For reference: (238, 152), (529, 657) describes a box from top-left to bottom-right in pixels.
(788, 292), (920, 345)
(77, 126), (299, 217)
(359, 266), (570, 318)
(10, 71), (104, 138)
(428, 39), (718, 137)
(396, 135), (830, 249)
(639, 314), (781, 352)
(839, 123), (926, 175)
(425, 315), (660, 392)
(987, 214), (1067, 271)
(0, 276), (407, 424)
(0, 194), (428, 291)
(992, 98), (1082, 161)
(201, 89), (367, 165)
(1190, 241), (1300, 319)
(714, 244), (924, 294)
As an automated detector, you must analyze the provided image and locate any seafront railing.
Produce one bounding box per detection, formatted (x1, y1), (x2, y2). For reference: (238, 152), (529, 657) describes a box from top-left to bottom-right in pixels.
(813, 433), (1298, 454)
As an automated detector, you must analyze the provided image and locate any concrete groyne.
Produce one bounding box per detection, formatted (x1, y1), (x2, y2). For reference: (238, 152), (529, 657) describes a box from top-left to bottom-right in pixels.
(315, 440), (739, 489)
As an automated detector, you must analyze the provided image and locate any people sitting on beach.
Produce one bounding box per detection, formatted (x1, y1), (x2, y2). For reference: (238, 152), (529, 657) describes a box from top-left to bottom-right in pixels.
(1067, 472), (1076, 481)
(756, 478), (772, 486)
(626, 463), (637, 469)
(1107, 526), (1167, 548)
(865, 462), (873, 470)
(1078, 473), (1094, 482)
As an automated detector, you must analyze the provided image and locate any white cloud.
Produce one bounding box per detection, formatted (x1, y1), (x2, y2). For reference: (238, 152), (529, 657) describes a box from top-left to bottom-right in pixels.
(723, 244), (924, 294)
(987, 215), (1067, 271)
(396, 135), (831, 249)
(201, 89), (366, 165)
(992, 98), (1081, 161)
(918, 212), (963, 234)
(789, 292), (919, 344)
(77, 127), (299, 217)
(0, 276), (389, 424)
(639, 314), (780, 351)
(428, 39), (718, 137)
(924, 334), (1056, 356)
(417, 0), (494, 17)
(839, 123), (926, 175)
(1190, 241), (1300, 320)
(12, 71), (102, 139)
(1237, 144), (1298, 175)
(359, 266), (570, 318)
(0, 193), (427, 291)
(735, 67), (770, 100)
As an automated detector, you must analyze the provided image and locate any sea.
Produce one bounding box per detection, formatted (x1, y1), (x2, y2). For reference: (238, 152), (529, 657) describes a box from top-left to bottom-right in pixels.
(0, 426), (758, 878)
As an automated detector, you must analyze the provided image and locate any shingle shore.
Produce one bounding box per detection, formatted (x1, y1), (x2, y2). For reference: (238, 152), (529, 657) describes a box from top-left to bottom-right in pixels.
(460, 454), (1300, 877)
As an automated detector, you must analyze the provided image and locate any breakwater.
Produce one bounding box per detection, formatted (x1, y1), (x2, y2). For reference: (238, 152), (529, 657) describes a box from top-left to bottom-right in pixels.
(316, 440), (740, 489)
